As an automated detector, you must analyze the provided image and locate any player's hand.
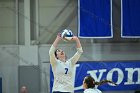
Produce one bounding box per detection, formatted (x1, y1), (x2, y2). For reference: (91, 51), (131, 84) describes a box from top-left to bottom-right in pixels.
(71, 36), (78, 41)
(56, 33), (62, 41)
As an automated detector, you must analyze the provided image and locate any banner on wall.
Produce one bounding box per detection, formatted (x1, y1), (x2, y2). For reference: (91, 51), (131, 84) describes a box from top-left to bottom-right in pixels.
(121, 0), (140, 38)
(50, 61), (140, 92)
(78, 0), (113, 38)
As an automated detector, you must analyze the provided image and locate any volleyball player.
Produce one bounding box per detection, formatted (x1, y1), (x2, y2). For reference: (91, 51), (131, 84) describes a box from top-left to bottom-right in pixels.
(49, 33), (83, 93)
(83, 76), (117, 93)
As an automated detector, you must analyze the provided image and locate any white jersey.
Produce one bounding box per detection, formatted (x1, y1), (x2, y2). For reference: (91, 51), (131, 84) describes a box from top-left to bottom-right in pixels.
(49, 45), (83, 92)
(84, 88), (102, 93)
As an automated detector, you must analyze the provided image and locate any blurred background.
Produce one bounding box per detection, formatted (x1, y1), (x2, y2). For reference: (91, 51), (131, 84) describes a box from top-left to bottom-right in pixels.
(0, 0), (140, 93)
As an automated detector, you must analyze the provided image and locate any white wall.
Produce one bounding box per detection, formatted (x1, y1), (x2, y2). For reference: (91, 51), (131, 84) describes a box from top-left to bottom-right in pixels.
(39, 43), (140, 62)
(0, 46), (19, 93)
(0, 2), (16, 44)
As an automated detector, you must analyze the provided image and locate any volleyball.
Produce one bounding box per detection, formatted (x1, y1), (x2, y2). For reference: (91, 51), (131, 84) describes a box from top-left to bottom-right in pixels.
(61, 29), (74, 41)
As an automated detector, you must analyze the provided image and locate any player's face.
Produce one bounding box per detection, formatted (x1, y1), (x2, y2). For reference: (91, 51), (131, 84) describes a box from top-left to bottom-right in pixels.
(20, 86), (27, 93)
(56, 49), (65, 59)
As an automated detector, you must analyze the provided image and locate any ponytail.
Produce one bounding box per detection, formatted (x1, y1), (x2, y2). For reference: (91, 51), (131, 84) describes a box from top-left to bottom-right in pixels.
(84, 76), (117, 89)
(95, 80), (118, 86)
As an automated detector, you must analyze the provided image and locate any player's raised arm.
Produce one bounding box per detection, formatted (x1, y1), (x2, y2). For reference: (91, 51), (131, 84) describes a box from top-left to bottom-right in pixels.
(70, 36), (83, 65)
(49, 33), (62, 67)
(52, 33), (62, 48)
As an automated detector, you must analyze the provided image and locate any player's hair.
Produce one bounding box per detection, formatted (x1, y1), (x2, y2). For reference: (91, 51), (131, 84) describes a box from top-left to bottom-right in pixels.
(54, 49), (59, 59)
(84, 76), (117, 88)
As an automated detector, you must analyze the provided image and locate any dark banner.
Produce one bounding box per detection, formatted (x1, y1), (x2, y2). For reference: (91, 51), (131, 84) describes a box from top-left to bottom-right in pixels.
(50, 61), (140, 92)
(78, 0), (113, 38)
(121, 0), (140, 38)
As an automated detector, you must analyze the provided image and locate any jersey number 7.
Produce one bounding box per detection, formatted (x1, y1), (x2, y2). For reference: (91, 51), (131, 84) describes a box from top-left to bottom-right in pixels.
(65, 68), (68, 74)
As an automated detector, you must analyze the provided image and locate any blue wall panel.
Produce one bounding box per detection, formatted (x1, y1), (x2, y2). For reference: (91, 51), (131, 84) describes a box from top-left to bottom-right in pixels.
(78, 0), (113, 38)
(121, 0), (140, 38)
